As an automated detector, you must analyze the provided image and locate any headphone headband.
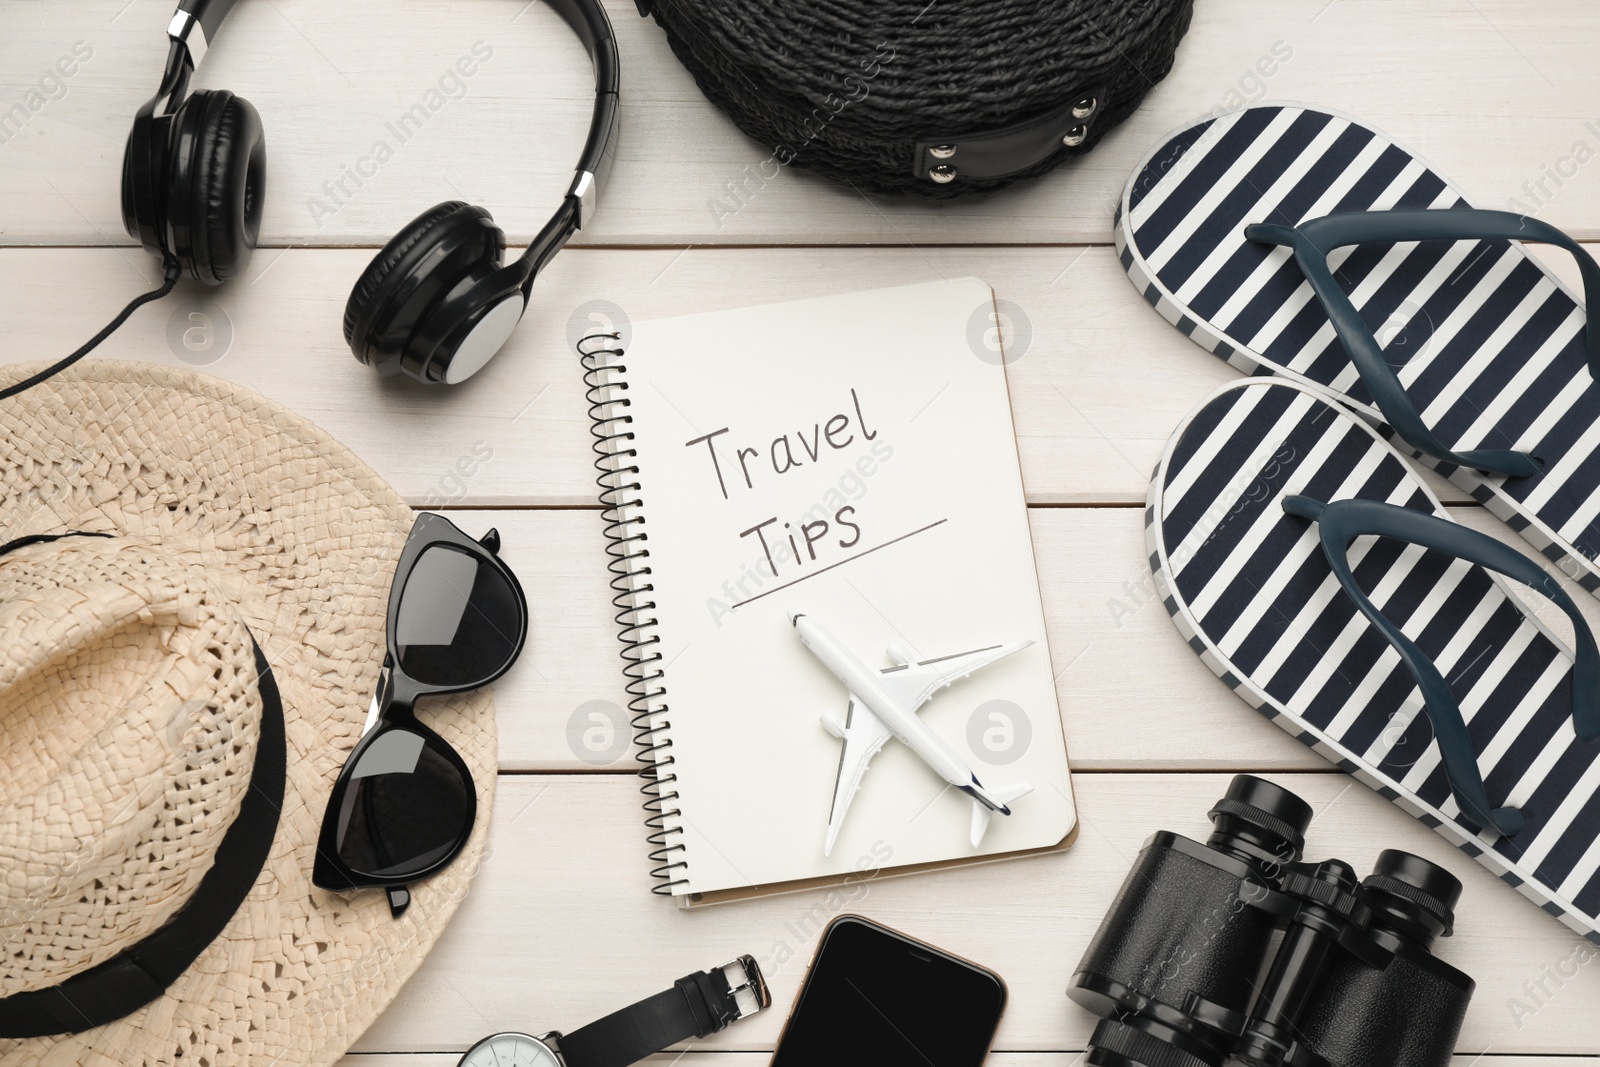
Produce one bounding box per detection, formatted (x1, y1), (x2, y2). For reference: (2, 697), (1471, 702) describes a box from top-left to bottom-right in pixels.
(162, 0), (618, 244)
(545, 0), (619, 245)
(168, 0), (241, 67)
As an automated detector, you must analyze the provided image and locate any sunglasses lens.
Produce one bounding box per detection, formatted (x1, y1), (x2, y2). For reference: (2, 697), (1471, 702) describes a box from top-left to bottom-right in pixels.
(395, 544), (522, 687)
(332, 726), (473, 879)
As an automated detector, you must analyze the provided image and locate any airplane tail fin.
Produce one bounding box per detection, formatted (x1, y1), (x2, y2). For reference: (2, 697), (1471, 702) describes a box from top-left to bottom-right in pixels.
(969, 782), (1033, 847)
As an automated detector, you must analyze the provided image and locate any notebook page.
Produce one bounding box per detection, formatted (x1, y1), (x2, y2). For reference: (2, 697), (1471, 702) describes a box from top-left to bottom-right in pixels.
(621, 277), (1075, 896)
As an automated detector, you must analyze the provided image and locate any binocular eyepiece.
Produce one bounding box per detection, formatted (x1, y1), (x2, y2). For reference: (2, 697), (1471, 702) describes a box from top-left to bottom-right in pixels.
(1069, 776), (1473, 1067)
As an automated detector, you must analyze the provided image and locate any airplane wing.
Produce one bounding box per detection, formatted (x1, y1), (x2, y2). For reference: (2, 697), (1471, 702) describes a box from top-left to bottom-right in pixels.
(823, 694), (894, 857)
(874, 639), (1034, 713)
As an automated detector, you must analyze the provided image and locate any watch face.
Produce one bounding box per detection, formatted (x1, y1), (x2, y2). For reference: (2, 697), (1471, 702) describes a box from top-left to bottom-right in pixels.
(458, 1032), (560, 1067)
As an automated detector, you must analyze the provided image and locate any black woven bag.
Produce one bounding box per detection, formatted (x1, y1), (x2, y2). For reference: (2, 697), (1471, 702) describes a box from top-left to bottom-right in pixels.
(635, 0), (1194, 198)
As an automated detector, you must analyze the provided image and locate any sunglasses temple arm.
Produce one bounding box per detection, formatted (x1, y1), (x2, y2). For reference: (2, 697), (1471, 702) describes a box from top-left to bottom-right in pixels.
(386, 886), (411, 918)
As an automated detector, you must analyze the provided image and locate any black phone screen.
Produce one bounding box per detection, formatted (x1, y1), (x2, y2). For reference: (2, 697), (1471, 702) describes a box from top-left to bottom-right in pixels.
(769, 916), (1006, 1066)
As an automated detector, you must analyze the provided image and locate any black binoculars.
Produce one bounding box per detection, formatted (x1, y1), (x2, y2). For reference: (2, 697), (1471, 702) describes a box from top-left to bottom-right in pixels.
(1069, 775), (1474, 1067)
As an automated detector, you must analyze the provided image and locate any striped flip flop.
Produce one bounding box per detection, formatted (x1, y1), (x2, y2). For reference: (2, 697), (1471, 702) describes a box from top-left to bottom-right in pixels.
(1150, 377), (1600, 943)
(1118, 103), (1600, 598)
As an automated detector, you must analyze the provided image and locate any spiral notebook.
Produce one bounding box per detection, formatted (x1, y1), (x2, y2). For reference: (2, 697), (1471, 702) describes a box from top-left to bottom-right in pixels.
(582, 277), (1076, 906)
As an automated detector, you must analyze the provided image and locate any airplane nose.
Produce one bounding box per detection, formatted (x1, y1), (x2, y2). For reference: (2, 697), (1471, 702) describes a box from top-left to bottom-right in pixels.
(789, 612), (805, 627)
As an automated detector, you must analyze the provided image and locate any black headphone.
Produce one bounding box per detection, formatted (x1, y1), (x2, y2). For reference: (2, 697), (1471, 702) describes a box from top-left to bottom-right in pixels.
(121, 0), (619, 385)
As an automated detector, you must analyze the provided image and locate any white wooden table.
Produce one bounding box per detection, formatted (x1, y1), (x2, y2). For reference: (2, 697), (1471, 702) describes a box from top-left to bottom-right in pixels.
(6, 1), (1600, 1062)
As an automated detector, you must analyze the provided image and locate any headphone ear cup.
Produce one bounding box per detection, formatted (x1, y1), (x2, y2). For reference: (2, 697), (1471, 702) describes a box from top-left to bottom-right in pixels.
(343, 201), (506, 379)
(342, 200), (468, 351)
(166, 89), (265, 285)
(121, 108), (168, 255)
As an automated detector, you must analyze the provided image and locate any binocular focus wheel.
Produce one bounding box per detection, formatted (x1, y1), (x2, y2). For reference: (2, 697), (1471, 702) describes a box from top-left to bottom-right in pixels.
(1089, 1019), (1216, 1067)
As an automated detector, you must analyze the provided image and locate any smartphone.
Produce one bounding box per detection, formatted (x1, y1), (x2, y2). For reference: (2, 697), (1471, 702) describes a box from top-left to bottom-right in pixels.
(769, 915), (1007, 1066)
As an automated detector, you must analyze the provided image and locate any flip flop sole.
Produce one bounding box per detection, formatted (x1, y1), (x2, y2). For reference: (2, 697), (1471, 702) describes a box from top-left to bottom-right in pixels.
(1150, 377), (1600, 943)
(1120, 102), (1600, 599)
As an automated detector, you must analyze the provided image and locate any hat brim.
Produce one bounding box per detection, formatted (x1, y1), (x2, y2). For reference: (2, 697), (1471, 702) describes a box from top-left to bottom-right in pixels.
(0, 361), (496, 1067)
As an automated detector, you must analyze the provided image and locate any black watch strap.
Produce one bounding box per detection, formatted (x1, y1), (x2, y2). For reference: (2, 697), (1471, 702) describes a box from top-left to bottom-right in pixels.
(558, 957), (768, 1067)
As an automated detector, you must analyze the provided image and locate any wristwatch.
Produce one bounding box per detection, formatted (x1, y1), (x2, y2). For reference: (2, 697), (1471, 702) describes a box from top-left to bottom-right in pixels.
(457, 956), (769, 1067)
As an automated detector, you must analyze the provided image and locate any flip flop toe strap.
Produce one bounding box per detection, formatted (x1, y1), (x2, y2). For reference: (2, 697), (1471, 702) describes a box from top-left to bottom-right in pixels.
(1283, 494), (1600, 837)
(1249, 209), (1600, 478)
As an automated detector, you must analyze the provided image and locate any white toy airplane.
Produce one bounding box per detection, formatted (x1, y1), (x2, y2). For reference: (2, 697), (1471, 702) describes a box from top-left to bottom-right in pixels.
(791, 613), (1035, 857)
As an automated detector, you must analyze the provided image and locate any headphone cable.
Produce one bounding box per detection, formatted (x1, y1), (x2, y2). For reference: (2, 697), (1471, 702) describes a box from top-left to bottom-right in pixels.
(0, 255), (184, 402)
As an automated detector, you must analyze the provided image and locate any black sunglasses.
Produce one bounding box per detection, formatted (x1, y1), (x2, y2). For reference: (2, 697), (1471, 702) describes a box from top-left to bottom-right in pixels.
(312, 512), (528, 917)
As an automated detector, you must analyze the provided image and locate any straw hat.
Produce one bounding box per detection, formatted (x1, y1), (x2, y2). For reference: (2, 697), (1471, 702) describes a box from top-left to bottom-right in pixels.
(0, 360), (497, 1067)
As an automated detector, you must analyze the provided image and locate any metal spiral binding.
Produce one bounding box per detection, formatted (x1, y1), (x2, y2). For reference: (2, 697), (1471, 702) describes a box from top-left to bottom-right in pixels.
(579, 331), (688, 894)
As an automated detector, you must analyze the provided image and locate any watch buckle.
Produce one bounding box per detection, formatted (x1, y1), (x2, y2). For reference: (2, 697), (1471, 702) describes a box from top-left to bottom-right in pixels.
(717, 955), (770, 1021)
